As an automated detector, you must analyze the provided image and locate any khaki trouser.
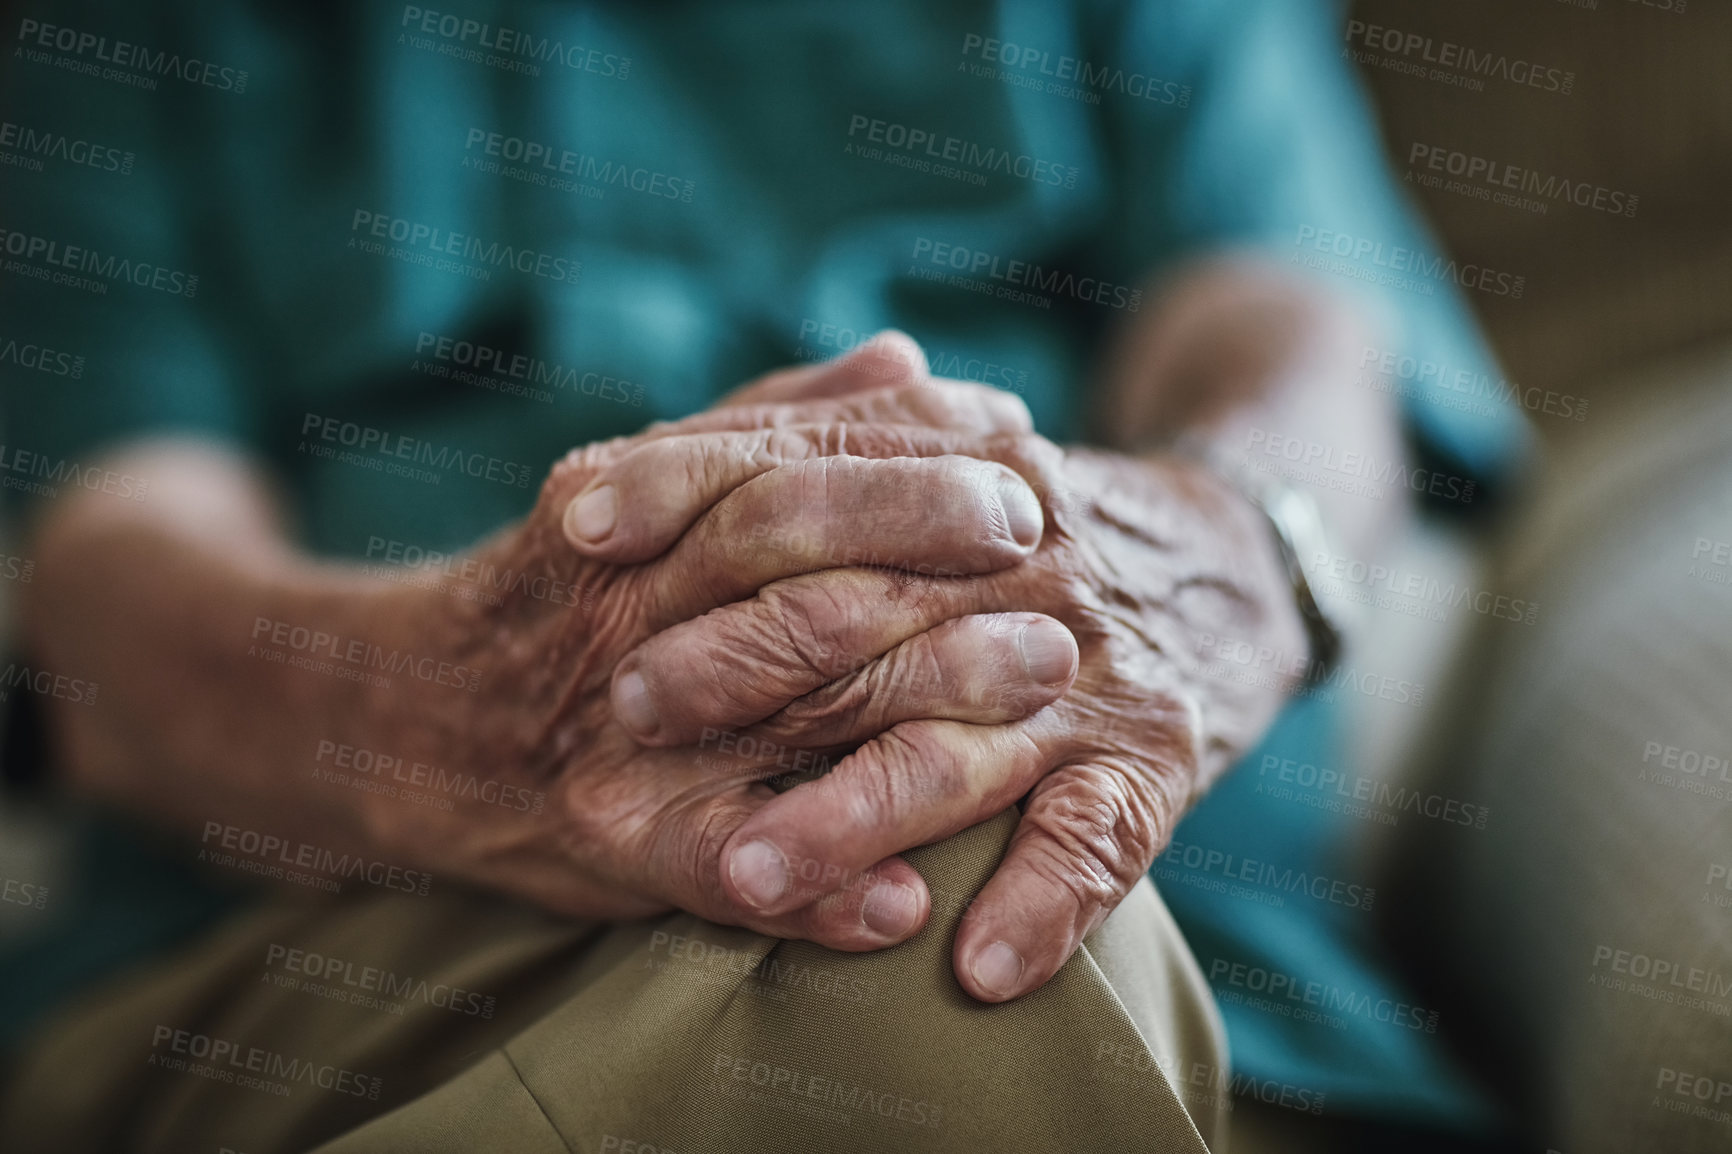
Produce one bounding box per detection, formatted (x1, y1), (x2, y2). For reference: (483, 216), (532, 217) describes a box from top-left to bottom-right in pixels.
(0, 809), (1227, 1153)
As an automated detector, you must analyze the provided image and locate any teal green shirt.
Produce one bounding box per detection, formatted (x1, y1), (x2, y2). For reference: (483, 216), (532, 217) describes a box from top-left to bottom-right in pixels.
(2, 0), (1524, 552)
(0, 0), (1524, 1134)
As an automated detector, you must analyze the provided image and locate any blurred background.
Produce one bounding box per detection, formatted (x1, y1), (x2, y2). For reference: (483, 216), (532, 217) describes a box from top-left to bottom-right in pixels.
(1254, 1), (1732, 1150)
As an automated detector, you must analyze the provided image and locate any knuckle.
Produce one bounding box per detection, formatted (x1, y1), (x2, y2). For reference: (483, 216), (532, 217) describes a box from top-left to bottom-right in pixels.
(1000, 431), (1065, 472)
(562, 776), (650, 869)
(759, 427), (823, 469)
(764, 667), (874, 737)
(1121, 689), (1205, 782)
(756, 582), (854, 680)
(847, 421), (949, 461)
(790, 455), (841, 524)
(689, 648), (771, 721)
(873, 628), (948, 704)
(703, 452), (813, 542)
(848, 723), (963, 826)
(1025, 766), (1160, 905)
(690, 611), (817, 717)
(541, 442), (612, 506)
(891, 382), (973, 429)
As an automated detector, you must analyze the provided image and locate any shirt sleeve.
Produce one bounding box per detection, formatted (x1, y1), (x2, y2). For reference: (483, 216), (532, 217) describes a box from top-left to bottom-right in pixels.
(0, 6), (255, 524)
(1082, 0), (1532, 497)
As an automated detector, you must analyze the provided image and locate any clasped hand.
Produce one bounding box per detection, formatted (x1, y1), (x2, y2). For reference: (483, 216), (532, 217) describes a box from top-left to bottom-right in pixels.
(354, 333), (1299, 1002)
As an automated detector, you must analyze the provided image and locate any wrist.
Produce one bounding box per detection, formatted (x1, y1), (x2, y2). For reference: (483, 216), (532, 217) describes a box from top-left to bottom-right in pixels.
(1128, 450), (1316, 736)
(1176, 442), (1342, 684)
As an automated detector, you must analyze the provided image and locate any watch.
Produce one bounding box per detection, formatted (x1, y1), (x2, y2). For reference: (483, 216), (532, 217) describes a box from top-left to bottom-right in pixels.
(1174, 438), (1345, 688)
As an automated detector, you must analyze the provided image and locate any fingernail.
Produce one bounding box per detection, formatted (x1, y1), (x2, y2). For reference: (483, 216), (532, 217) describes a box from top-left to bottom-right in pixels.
(729, 839), (790, 910)
(971, 940), (1026, 998)
(564, 485), (617, 544)
(861, 881), (921, 939)
(996, 476), (1043, 548)
(1017, 620), (1077, 685)
(612, 669), (659, 738)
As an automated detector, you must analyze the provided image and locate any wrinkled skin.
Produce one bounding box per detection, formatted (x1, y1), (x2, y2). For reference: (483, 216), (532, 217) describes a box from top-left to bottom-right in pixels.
(584, 408), (1304, 999)
(334, 347), (1066, 950)
(329, 334), (1303, 998)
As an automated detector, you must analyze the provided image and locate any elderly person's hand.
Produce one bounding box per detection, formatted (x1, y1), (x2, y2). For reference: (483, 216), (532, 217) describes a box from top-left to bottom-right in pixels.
(567, 358), (1309, 1001)
(324, 341), (1096, 951)
(24, 336), (1087, 957)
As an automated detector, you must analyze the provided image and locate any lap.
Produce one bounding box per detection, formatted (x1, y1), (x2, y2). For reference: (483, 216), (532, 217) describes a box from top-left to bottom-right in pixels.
(0, 809), (1227, 1154)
